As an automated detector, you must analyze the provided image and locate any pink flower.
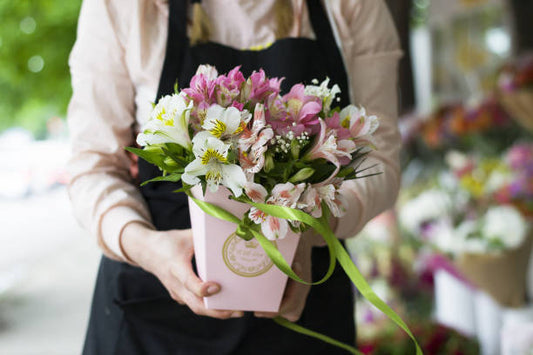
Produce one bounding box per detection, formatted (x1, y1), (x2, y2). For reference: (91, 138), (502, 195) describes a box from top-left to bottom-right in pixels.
(506, 143), (533, 171)
(245, 182), (305, 240)
(183, 67), (217, 105)
(306, 119), (352, 183)
(241, 69), (283, 104)
(270, 84), (322, 136)
(325, 112), (351, 140)
(215, 66), (245, 107)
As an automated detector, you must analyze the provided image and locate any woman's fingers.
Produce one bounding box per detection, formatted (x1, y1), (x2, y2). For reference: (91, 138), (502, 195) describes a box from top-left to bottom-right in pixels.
(165, 267), (243, 319)
(170, 257), (220, 298)
(181, 289), (245, 319)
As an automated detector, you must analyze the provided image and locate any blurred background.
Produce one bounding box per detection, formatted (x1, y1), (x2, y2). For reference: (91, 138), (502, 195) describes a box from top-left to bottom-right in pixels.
(1, 0), (533, 354)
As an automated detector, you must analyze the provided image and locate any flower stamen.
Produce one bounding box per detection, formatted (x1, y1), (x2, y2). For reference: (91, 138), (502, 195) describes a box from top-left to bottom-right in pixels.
(201, 148), (227, 165)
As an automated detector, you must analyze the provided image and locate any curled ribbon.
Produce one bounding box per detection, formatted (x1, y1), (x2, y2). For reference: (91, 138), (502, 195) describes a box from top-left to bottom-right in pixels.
(187, 192), (422, 355)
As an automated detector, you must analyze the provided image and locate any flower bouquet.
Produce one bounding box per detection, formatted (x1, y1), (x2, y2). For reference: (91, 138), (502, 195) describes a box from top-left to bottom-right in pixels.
(127, 65), (420, 353)
(498, 53), (533, 132)
(399, 148), (533, 307)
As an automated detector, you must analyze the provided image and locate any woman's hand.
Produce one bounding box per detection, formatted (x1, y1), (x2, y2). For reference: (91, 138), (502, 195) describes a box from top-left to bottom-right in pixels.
(121, 222), (244, 320)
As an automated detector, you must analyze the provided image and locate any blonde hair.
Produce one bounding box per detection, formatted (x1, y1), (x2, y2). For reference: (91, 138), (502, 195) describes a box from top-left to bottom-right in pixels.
(274, 0), (294, 39)
(190, 2), (212, 45)
(189, 0), (294, 45)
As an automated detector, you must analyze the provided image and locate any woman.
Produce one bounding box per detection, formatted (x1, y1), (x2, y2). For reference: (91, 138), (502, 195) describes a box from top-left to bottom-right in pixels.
(67, 0), (402, 353)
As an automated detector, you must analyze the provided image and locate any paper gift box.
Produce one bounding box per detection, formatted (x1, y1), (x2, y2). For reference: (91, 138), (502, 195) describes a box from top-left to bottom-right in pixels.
(499, 89), (533, 132)
(455, 235), (532, 308)
(188, 185), (300, 312)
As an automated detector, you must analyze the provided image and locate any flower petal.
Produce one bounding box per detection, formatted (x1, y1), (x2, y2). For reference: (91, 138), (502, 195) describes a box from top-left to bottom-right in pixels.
(261, 216), (289, 240)
(221, 164), (247, 197)
(244, 182), (268, 203)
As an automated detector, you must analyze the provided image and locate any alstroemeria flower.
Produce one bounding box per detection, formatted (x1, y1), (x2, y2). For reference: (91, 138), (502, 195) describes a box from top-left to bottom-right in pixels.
(306, 119), (352, 182)
(241, 69), (283, 104)
(137, 93), (193, 149)
(340, 105), (379, 148)
(325, 112), (351, 140)
(182, 132), (246, 196)
(202, 104), (251, 139)
(239, 104), (274, 175)
(215, 66), (246, 107)
(300, 183), (347, 218)
(316, 184), (347, 218)
(301, 185), (322, 218)
(183, 65), (218, 105)
(304, 78), (341, 114)
(245, 182), (305, 240)
(271, 84), (322, 135)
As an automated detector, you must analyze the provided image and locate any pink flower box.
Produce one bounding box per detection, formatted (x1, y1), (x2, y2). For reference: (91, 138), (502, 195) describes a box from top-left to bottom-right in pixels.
(188, 185), (300, 312)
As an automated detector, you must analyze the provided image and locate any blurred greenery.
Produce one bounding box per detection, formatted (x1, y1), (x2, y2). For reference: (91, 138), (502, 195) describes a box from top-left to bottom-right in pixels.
(0, 1), (82, 139)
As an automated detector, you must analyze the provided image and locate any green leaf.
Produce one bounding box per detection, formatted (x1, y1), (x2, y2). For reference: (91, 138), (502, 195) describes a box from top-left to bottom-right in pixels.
(125, 146), (165, 167)
(140, 173), (182, 186)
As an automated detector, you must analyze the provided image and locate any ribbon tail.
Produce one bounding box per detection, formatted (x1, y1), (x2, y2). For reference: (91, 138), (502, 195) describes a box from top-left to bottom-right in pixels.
(332, 238), (423, 355)
(273, 317), (361, 355)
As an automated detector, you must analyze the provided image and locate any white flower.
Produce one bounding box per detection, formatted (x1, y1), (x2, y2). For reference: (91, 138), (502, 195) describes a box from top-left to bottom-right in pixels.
(202, 105), (251, 139)
(245, 182), (305, 240)
(137, 93), (193, 149)
(238, 104), (274, 175)
(304, 77), (341, 113)
(482, 205), (527, 249)
(485, 170), (512, 193)
(431, 219), (459, 254)
(445, 150), (470, 171)
(315, 184), (347, 218)
(339, 105), (379, 148)
(301, 186), (322, 218)
(399, 189), (453, 234)
(455, 220), (487, 254)
(182, 132), (246, 196)
(195, 64), (218, 81)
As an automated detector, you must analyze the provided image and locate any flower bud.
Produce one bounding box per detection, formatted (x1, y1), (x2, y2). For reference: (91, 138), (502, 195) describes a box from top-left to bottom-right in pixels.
(289, 168), (315, 183)
(264, 153), (275, 172)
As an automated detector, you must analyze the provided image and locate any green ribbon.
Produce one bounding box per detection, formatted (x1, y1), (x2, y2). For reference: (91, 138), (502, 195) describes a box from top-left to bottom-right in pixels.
(187, 193), (422, 355)
(273, 317), (361, 355)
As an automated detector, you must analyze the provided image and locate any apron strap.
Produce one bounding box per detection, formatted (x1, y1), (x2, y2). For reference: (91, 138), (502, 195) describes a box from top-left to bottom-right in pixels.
(306, 0), (350, 102)
(156, 0), (189, 100)
(157, 0), (350, 103)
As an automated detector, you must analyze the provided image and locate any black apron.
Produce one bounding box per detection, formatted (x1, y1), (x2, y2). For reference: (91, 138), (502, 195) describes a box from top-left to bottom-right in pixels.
(83, 0), (355, 353)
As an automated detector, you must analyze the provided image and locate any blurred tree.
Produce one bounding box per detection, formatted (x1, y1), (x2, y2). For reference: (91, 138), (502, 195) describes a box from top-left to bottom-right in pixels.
(0, 1), (81, 138)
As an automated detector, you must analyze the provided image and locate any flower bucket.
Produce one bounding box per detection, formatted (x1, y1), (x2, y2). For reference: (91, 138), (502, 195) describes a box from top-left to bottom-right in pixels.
(188, 185), (300, 312)
(455, 235), (532, 308)
(499, 89), (533, 132)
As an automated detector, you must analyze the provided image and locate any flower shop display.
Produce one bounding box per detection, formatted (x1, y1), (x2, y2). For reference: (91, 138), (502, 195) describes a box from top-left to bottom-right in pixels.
(348, 218), (479, 354)
(399, 146), (532, 307)
(127, 65), (421, 354)
(498, 53), (533, 132)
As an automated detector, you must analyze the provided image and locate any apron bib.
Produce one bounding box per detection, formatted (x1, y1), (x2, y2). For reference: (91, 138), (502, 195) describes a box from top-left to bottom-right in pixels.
(83, 1), (355, 354)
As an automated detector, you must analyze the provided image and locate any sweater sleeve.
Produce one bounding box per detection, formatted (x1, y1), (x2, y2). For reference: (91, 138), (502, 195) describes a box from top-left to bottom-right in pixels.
(329, 0), (403, 239)
(67, 0), (154, 261)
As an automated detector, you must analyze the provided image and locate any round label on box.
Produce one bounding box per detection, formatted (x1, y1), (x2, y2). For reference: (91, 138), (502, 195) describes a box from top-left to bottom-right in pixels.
(222, 233), (274, 277)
